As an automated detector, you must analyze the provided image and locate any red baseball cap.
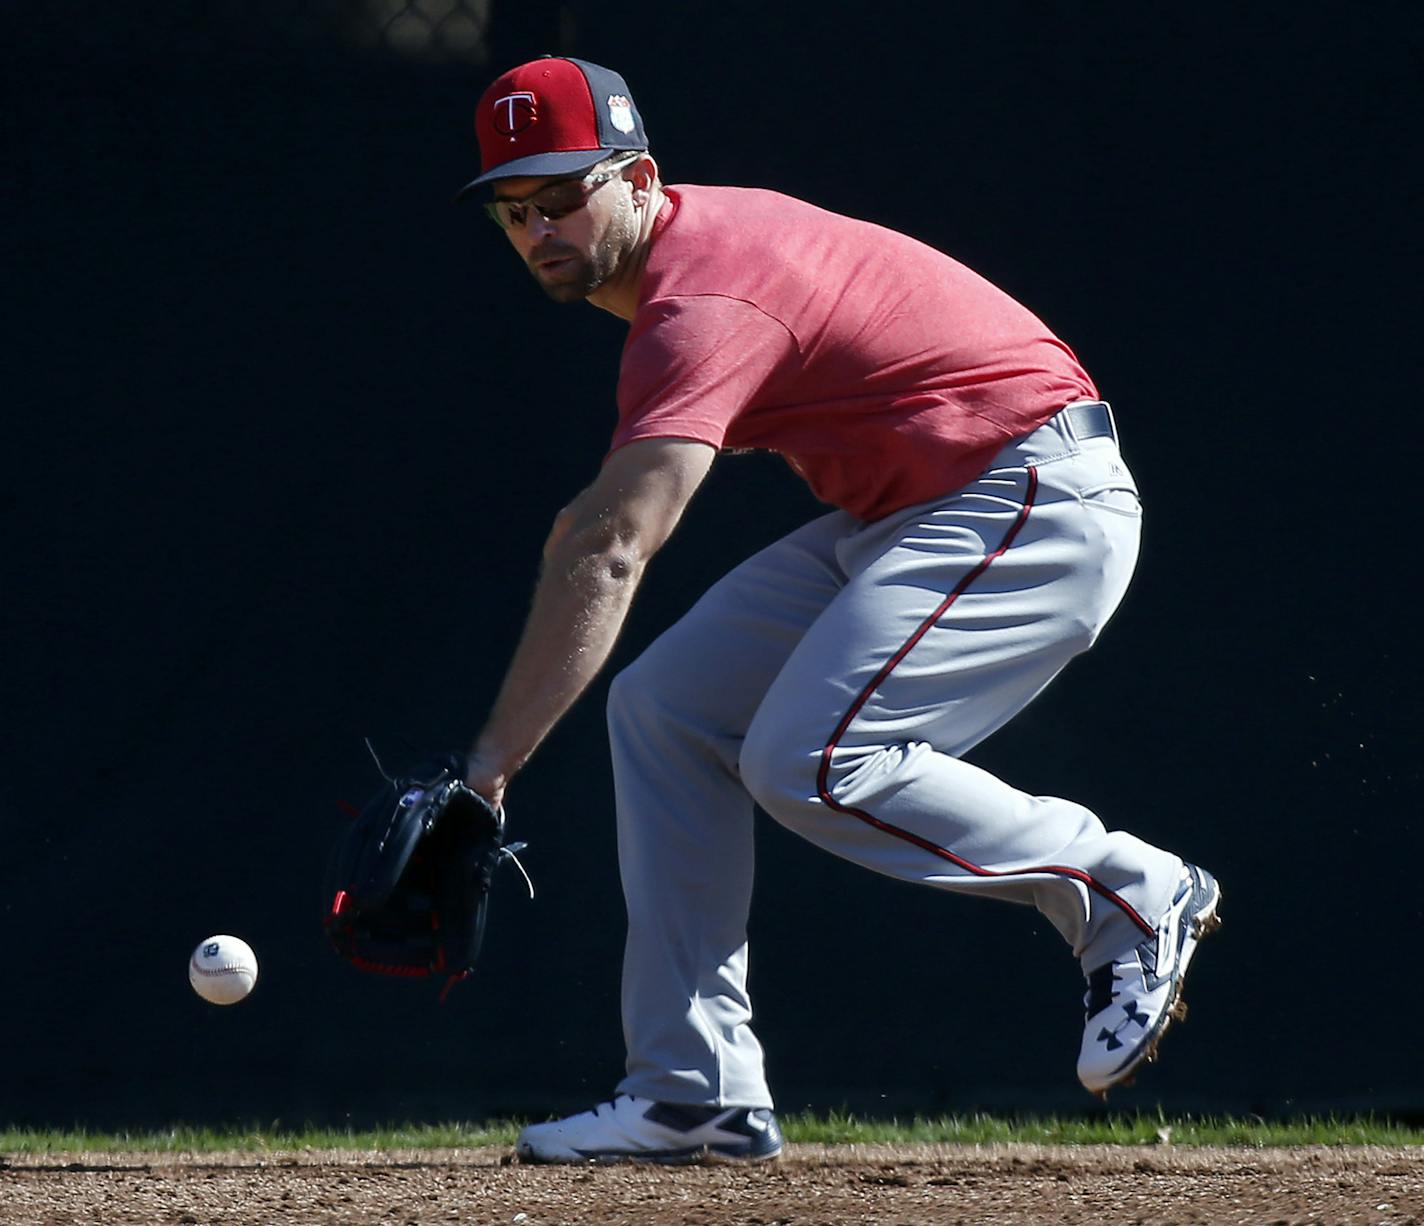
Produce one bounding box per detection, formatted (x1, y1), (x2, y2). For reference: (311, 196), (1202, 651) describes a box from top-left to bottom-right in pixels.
(456, 56), (649, 199)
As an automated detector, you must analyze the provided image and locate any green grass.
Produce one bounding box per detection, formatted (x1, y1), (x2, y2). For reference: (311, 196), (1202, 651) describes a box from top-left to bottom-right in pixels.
(0, 1121), (521, 1155)
(2, 1113), (1420, 1154)
(780, 1110), (1424, 1148)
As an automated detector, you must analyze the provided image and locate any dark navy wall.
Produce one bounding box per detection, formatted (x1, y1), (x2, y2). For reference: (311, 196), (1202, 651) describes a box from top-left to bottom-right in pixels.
(5, 1), (1420, 1125)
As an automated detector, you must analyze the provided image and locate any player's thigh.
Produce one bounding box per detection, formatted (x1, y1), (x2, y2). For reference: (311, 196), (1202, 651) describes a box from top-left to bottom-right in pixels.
(742, 468), (1133, 783)
(608, 509), (852, 738)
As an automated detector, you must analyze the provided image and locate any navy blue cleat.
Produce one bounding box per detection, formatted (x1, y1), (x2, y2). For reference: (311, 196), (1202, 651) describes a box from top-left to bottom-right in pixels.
(516, 1094), (783, 1164)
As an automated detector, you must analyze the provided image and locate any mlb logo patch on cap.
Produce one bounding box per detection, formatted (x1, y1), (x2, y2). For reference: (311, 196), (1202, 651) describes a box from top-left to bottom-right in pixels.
(606, 94), (636, 134)
(457, 57), (649, 198)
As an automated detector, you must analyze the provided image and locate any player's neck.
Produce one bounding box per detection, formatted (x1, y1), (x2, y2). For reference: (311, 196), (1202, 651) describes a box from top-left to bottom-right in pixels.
(588, 184), (666, 322)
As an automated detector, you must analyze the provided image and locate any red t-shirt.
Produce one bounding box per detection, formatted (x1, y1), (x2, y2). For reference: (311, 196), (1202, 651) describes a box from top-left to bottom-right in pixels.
(612, 185), (1098, 522)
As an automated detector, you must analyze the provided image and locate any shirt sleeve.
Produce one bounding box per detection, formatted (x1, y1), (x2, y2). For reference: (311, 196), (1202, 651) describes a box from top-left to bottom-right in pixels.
(611, 294), (798, 453)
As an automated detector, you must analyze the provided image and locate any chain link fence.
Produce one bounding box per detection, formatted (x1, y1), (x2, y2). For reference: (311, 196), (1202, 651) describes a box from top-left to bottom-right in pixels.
(22, 0), (584, 65)
(346, 0), (492, 62)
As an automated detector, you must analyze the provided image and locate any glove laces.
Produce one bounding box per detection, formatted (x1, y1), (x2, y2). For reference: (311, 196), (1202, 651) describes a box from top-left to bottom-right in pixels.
(499, 840), (536, 899)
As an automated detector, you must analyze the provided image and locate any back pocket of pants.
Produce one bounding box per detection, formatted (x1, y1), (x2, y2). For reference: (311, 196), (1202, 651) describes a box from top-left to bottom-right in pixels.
(1080, 481), (1143, 517)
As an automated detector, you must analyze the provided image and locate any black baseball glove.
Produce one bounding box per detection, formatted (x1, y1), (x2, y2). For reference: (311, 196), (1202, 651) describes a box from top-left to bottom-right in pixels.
(323, 748), (529, 1000)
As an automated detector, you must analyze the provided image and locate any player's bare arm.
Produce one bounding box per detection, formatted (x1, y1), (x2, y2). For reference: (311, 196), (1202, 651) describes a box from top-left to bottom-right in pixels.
(466, 437), (716, 806)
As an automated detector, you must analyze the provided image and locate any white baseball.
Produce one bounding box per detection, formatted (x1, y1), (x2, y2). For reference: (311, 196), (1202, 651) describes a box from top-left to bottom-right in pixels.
(188, 934), (259, 1005)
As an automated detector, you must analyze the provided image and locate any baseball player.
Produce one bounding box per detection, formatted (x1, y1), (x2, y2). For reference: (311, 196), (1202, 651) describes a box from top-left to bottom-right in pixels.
(457, 56), (1222, 1164)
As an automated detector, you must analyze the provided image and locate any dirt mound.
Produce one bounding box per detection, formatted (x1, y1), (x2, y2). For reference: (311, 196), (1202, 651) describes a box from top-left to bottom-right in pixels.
(3, 1142), (1420, 1225)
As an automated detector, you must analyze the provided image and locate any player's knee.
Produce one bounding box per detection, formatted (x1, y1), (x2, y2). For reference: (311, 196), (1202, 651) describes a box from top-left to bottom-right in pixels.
(744, 731), (936, 827)
(738, 722), (823, 826)
(606, 655), (662, 731)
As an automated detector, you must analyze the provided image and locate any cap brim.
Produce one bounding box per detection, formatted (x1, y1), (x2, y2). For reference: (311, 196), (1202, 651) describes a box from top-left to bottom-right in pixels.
(455, 147), (623, 201)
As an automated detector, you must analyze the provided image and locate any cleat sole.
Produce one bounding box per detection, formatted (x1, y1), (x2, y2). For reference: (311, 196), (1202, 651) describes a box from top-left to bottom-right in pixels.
(520, 1142), (783, 1167)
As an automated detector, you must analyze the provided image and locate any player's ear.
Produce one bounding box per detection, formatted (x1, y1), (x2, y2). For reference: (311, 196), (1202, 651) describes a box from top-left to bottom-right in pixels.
(629, 153), (658, 206)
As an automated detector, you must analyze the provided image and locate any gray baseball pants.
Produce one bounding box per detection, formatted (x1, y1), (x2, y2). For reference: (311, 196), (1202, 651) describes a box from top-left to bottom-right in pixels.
(607, 403), (1184, 1109)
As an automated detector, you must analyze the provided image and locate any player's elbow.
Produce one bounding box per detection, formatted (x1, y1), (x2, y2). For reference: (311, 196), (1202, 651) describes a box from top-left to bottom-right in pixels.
(577, 544), (641, 585)
(601, 549), (638, 582)
(550, 505), (660, 572)
(544, 506), (575, 557)
(547, 523), (649, 590)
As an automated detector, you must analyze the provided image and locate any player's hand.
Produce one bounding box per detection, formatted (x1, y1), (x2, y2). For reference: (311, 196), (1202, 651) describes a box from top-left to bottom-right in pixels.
(464, 751), (509, 812)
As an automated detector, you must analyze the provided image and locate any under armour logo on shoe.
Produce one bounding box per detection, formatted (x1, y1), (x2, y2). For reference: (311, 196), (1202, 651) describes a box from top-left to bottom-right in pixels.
(1097, 1001), (1152, 1051)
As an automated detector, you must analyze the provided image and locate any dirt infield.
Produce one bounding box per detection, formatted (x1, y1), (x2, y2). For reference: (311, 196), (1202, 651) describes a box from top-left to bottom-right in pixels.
(3, 1143), (1420, 1225)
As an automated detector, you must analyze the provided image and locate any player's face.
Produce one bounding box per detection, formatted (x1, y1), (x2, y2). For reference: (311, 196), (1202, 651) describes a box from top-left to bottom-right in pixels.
(492, 162), (640, 303)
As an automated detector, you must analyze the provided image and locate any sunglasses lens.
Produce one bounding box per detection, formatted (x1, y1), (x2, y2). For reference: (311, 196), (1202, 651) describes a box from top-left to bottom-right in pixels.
(484, 200), (529, 229)
(531, 182), (586, 221)
(486, 169), (615, 229)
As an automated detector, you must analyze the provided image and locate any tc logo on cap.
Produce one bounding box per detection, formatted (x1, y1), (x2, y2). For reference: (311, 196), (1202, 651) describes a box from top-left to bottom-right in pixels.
(492, 91), (537, 136)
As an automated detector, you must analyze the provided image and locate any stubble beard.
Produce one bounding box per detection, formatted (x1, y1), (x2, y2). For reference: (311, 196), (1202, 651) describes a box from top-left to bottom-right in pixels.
(533, 205), (638, 304)
(536, 255), (604, 303)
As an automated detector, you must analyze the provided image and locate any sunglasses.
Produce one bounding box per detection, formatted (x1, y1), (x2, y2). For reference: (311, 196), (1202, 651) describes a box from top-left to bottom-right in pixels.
(484, 155), (640, 230)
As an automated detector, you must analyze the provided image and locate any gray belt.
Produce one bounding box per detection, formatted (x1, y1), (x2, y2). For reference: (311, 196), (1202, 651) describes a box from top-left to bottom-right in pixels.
(1060, 400), (1117, 445)
(987, 399), (1121, 471)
